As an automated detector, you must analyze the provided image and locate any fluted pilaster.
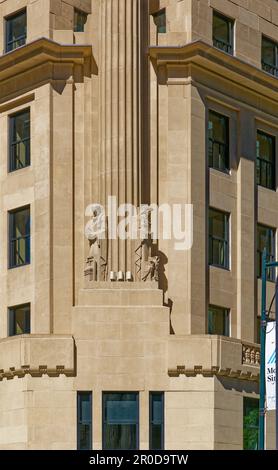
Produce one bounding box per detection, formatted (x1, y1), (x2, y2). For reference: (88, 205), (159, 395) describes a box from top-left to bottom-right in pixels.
(99, 0), (143, 276)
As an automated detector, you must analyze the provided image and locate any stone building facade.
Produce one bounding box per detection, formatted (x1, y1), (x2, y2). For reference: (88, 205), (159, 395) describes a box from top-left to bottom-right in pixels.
(0, 0), (277, 450)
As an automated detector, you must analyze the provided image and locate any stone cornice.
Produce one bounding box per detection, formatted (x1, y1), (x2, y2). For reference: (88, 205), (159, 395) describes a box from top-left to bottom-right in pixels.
(149, 40), (278, 104)
(0, 37), (93, 83)
(168, 365), (259, 382)
(168, 335), (260, 382)
(0, 334), (75, 381)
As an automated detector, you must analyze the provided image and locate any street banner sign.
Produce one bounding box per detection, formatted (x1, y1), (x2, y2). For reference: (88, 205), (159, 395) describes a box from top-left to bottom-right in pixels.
(265, 321), (276, 411)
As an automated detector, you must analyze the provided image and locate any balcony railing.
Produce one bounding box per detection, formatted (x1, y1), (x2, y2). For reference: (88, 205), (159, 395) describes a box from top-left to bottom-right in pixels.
(262, 61), (278, 77)
(213, 37), (233, 55)
(242, 343), (260, 366)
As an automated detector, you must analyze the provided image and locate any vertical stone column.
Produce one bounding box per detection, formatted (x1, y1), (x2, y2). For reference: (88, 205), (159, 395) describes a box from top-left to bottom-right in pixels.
(99, 0), (142, 277)
(236, 110), (255, 343)
(51, 71), (74, 333)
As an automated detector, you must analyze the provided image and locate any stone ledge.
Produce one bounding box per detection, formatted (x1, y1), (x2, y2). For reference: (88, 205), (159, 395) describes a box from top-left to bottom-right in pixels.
(0, 335), (75, 381)
(168, 335), (260, 382)
(149, 40), (278, 104)
(0, 37), (93, 82)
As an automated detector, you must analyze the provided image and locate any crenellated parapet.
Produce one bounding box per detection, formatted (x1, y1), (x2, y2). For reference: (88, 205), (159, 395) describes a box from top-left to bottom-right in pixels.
(0, 334), (75, 381)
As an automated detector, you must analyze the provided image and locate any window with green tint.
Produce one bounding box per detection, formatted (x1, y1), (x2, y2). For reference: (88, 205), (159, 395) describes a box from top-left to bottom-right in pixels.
(5, 9), (27, 53)
(256, 130), (275, 190)
(9, 109), (30, 172)
(257, 224), (276, 281)
(9, 206), (30, 269)
(213, 11), (234, 55)
(262, 36), (278, 77)
(209, 208), (229, 269)
(74, 9), (87, 32)
(208, 305), (230, 336)
(243, 398), (259, 450)
(77, 392), (92, 450)
(208, 110), (229, 172)
(149, 392), (164, 450)
(153, 9), (166, 34)
(8, 304), (30, 336)
(103, 393), (139, 450)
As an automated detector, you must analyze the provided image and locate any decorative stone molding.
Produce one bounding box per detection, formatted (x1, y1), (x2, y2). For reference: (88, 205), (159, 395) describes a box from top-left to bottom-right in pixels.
(168, 335), (261, 383)
(0, 335), (75, 382)
(242, 343), (260, 366)
(168, 365), (259, 382)
(149, 40), (278, 105)
(0, 37), (95, 103)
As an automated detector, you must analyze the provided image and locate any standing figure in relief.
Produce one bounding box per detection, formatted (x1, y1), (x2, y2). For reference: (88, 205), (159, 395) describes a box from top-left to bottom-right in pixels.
(84, 204), (107, 281)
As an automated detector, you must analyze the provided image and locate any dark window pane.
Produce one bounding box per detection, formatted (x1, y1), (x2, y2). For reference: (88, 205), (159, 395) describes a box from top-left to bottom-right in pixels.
(150, 393), (164, 450)
(153, 9), (166, 34)
(213, 12), (233, 54)
(262, 37), (278, 77)
(9, 109), (30, 172)
(8, 304), (30, 336)
(208, 111), (229, 172)
(243, 398), (259, 450)
(5, 10), (27, 52)
(256, 131), (275, 190)
(208, 305), (230, 336)
(209, 209), (229, 269)
(9, 207), (31, 268)
(77, 392), (92, 450)
(103, 393), (139, 450)
(74, 9), (87, 32)
(257, 224), (275, 281)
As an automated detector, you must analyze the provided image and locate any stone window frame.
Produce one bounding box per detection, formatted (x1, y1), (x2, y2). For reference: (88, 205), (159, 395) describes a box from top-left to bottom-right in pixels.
(77, 391), (93, 450)
(257, 223), (276, 282)
(208, 109), (230, 173)
(8, 107), (31, 173)
(261, 35), (278, 78)
(8, 204), (31, 269)
(4, 8), (27, 54)
(256, 129), (276, 192)
(208, 304), (230, 337)
(209, 207), (230, 271)
(149, 392), (164, 450)
(212, 10), (234, 56)
(8, 303), (30, 337)
(102, 392), (139, 450)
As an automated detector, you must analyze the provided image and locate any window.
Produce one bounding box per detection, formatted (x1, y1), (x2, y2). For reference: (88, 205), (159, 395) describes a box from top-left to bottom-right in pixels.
(213, 11), (234, 55)
(209, 208), (229, 269)
(149, 392), (164, 450)
(5, 9), (27, 53)
(208, 305), (230, 336)
(256, 130), (275, 190)
(103, 393), (139, 450)
(243, 398), (259, 450)
(8, 304), (30, 336)
(77, 392), (92, 450)
(9, 109), (30, 172)
(257, 224), (276, 281)
(208, 110), (229, 172)
(262, 36), (278, 77)
(9, 206), (30, 269)
(153, 9), (166, 34)
(74, 9), (87, 32)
